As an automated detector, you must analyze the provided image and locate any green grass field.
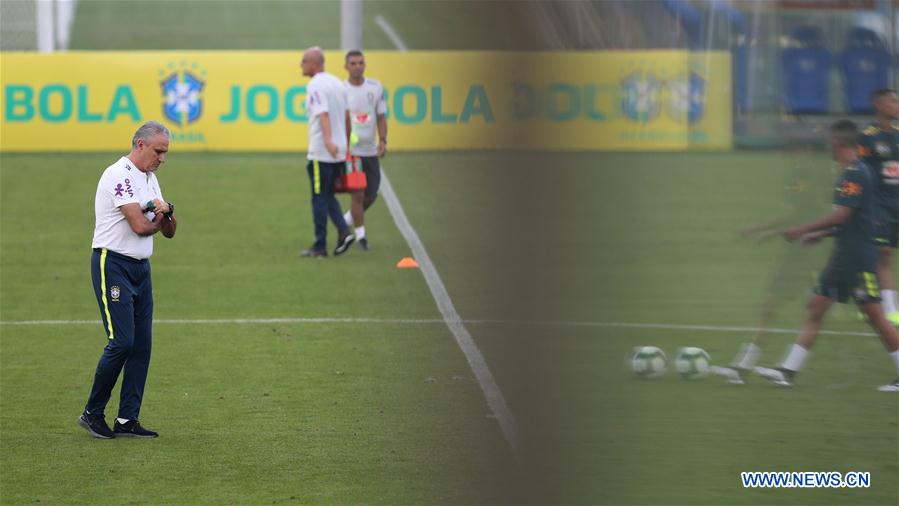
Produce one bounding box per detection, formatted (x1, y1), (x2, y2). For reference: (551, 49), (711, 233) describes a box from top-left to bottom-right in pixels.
(7, 1), (896, 504)
(68, 0), (536, 51)
(2, 151), (897, 504)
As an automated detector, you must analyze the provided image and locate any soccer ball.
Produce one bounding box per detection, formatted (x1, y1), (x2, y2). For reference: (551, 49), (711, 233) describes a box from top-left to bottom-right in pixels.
(631, 346), (667, 378)
(674, 347), (711, 379)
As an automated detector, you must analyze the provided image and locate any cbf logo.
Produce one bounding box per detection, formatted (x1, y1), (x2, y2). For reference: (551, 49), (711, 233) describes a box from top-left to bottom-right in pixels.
(621, 71), (706, 124)
(159, 61), (206, 126)
(621, 73), (661, 123)
(667, 72), (706, 124)
(110, 286), (120, 302)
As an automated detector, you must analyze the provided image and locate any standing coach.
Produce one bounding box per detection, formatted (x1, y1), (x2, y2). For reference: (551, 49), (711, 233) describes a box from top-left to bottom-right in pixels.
(78, 121), (177, 439)
(298, 46), (355, 258)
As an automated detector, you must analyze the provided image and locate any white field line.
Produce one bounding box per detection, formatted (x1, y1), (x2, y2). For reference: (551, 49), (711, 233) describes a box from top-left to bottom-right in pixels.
(378, 169), (522, 455)
(374, 14), (408, 52)
(0, 317), (876, 339)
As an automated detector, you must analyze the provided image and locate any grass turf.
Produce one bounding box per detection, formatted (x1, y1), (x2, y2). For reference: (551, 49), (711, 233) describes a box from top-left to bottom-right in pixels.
(2, 151), (897, 504)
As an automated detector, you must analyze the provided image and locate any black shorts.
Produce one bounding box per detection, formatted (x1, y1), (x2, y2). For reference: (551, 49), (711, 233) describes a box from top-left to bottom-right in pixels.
(360, 156), (381, 199)
(814, 260), (881, 304)
(875, 216), (898, 249)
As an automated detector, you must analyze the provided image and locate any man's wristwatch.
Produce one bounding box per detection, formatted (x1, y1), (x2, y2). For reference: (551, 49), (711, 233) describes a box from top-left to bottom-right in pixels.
(164, 203), (175, 218)
(379, 138), (387, 145)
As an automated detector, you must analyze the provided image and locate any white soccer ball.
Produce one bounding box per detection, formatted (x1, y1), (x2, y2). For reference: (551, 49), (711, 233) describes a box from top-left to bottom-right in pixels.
(675, 347), (711, 379)
(631, 346), (667, 378)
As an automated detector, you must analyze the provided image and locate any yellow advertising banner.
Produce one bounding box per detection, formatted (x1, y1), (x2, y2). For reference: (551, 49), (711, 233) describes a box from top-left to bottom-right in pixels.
(0, 51), (731, 151)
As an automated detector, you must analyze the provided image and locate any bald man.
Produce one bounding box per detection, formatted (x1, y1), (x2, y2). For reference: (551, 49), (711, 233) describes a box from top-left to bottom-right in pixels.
(299, 47), (355, 257)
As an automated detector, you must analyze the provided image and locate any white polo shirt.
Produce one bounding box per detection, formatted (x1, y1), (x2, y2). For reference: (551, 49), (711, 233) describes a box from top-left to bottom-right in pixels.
(345, 78), (387, 157)
(91, 156), (164, 260)
(306, 71), (348, 162)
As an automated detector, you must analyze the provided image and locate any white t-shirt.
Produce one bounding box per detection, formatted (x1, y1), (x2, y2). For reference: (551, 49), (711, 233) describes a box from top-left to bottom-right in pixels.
(306, 72), (348, 162)
(91, 156), (164, 260)
(345, 78), (387, 157)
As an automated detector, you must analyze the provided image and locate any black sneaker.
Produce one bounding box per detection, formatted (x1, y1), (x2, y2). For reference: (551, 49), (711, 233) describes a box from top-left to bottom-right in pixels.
(334, 233), (355, 256)
(357, 238), (369, 251)
(113, 419), (158, 438)
(299, 247), (327, 258)
(77, 412), (115, 439)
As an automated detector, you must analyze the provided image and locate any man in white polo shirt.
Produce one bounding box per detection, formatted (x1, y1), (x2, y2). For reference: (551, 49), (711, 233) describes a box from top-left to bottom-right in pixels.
(341, 49), (388, 251)
(299, 46), (355, 258)
(78, 121), (177, 439)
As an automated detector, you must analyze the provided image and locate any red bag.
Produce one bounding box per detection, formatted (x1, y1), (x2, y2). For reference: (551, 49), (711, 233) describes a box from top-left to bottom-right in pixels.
(334, 156), (367, 193)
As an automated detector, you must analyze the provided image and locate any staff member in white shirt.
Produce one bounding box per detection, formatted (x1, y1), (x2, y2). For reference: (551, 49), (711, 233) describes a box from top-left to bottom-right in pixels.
(299, 46), (355, 257)
(341, 50), (388, 251)
(78, 121), (176, 439)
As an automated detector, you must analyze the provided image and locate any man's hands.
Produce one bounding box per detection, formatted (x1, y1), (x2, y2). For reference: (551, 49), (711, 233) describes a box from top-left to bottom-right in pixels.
(325, 139), (339, 160)
(148, 198), (169, 214)
(783, 227), (830, 245)
(797, 229), (830, 245)
(782, 227), (805, 242)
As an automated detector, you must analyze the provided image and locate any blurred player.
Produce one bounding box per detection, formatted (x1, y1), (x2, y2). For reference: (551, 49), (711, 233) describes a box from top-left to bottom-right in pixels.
(341, 50), (388, 251)
(858, 89), (899, 325)
(714, 146), (827, 384)
(753, 120), (899, 391)
(298, 46), (355, 257)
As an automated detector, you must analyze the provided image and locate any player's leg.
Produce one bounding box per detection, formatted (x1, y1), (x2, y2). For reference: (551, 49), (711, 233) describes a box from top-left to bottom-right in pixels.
(81, 250), (136, 438)
(853, 270), (899, 391)
(860, 302), (899, 351)
(731, 292), (777, 367)
(301, 160), (328, 256)
(755, 293), (833, 386)
(360, 156), (380, 210)
(345, 189), (367, 250)
(353, 157), (381, 250)
(718, 253), (808, 384)
(118, 263), (152, 422)
(115, 262), (158, 436)
(876, 241), (899, 324)
(327, 194), (350, 234)
(325, 163), (355, 255)
(348, 190), (364, 228)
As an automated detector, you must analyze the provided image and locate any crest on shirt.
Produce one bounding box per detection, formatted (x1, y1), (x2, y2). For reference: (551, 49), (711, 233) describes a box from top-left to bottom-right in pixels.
(875, 142), (889, 156)
(354, 113), (370, 124)
(110, 285), (120, 302)
(839, 181), (862, 197)
(160, 64), (205, 126)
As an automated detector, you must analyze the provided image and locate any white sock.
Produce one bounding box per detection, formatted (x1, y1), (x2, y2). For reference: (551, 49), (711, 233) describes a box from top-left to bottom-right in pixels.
(732, 342), (762, 370)
(116, 417), (130, 425)
(891, 350), (899, 374)
(355, 226), (365, 240)
(343, 211), (353, 227)
(781, 344), (810, 372)
(882, 290), (898, 314)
